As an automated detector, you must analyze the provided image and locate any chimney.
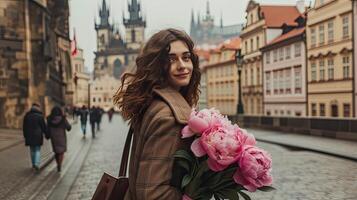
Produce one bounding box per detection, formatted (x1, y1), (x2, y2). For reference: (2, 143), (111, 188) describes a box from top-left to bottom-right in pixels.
(296, 0), (305, 14)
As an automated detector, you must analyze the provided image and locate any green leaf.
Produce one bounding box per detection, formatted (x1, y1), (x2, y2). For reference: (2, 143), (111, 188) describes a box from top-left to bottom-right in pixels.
(177, 159), (190, 172)
(238, 191), (251, 200)
(181, 174), (192, 188)
(258, 186), (276, 192)
(219, 189), (240, 200)
(174, 150), (195, 163)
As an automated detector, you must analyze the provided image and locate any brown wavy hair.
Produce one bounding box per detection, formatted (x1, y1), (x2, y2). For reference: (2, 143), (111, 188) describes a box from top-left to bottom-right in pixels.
(113, 28), (201, 126)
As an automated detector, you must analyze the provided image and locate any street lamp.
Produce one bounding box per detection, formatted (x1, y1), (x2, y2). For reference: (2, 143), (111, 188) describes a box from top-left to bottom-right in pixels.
(235, 49), (244, 115)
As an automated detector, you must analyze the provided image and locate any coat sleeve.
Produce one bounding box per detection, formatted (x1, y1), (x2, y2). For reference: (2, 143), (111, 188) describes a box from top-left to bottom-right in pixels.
(135, 114), (182, 200)
(41, 117), (49, 139)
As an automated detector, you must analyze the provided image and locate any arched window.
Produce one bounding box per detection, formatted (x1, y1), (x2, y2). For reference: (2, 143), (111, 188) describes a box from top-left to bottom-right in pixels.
(113, 59), (122, 79)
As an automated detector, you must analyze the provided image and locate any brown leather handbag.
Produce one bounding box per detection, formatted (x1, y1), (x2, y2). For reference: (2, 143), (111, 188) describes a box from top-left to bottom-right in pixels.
(91, 127), (133, 200)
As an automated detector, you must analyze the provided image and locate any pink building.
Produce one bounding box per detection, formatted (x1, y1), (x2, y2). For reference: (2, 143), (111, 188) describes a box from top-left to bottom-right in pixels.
(261, 15), (307, 117)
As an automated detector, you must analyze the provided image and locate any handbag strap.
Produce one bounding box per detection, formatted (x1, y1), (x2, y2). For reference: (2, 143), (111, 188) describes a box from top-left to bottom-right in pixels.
(119, 126), (133, 177)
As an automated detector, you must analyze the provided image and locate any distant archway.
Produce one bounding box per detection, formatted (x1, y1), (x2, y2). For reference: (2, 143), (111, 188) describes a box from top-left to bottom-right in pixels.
(113, 59), (122, 79)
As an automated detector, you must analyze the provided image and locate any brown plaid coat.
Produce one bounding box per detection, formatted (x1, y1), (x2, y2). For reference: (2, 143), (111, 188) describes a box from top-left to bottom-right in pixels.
(124, 87), (192, 200)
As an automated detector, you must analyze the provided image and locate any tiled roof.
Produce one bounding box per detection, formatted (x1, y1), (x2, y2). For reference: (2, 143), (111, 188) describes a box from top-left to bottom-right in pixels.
(266, 27), (305, 47)
(221, 37), (241, 50)
(260, 6), (301, 27)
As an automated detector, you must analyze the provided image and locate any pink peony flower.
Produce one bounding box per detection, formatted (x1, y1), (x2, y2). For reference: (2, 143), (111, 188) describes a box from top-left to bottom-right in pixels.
(187, 108), (224, 134)
(233, 146), (273, 192)
(182, 194), (192, 200)
(191, 126), (246, 172)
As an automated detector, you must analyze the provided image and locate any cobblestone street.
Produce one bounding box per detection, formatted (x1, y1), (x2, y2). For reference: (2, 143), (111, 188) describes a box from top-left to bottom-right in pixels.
(60, 115), (357, 200)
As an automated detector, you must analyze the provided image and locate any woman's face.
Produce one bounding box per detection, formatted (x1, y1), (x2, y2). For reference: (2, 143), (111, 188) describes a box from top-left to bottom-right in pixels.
(167, 40), (193, 90)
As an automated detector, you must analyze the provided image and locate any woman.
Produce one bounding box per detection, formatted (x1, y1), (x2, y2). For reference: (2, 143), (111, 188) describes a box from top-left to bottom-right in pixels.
(47, 106), (71, 172)
(114, 28), (201, 200)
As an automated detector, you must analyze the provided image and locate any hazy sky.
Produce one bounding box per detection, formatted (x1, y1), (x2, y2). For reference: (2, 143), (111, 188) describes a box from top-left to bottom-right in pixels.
(69, 0), (313, 71)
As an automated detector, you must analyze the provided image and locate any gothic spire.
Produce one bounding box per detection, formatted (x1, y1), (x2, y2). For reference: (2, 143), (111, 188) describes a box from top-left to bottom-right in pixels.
(99, 0), (110, 26)
(124, 0), (146, 27)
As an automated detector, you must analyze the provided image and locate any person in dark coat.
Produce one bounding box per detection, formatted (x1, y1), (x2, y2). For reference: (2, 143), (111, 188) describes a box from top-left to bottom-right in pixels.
(78, 105), (88, 137)
(47, 106), (71, 172)
(107, 107), (115, 122)
(89, 106), (98, 138)
(23, 103), (48, 171)
(95, 106), (104, 131)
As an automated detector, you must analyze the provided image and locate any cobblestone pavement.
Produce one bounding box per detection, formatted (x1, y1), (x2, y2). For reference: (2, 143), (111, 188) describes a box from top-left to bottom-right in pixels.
(250, 142), (357, 200)
(0, 120), (88, 200)
(65, 114), (129, 200)
(64, 116), (357, 200)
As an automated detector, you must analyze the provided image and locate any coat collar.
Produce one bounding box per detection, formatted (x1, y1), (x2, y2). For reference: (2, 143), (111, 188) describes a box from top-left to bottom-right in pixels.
(153, 87), (192, 124)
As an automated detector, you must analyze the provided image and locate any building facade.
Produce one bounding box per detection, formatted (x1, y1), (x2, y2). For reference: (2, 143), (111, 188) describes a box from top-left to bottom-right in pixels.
(353, 0), (357, 117)
(306, 0), (354, 118)
(0, 0), (71, 128)
(93, 0), (145, 80)
(72, 49), (90, 107)
(240, 0), (302, 116)
(190, 1), (243, 46)
(90, 74), (120, 111)
(261, 16), (307, 117)
(196, 49), (210, 110)
(205, 38), (240, 115)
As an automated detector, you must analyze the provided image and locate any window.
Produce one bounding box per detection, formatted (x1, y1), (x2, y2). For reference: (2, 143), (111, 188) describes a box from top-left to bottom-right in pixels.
(131, 29), (136, 42)
(342, 15), (349, 39)
(331, 104), (338, 117)
(250, 14), (254, 24)
(0, 79), (6, 89)
(250, 68), (254, 85)
(319, 60), (325, 81)
(319, 24), (325, 45)
(312, 103), (317, 116)
(295, 111), (302, 116)
(266, 52), (271, 64)
(266, 72), (271, 94)
(279, 48), (284, 61)
(294, 43), (301, 57)
(343, 56), (350, 79)
(273, 71), (278, 94)
(311, 62), (317, 81)
(320, 103), (325, 116)
(93, 97), (96, 102)
(327, 21), (334, 43)
(257, 67), (260, 85)
(98, 98), (101, 102)
(327, 59), (334, 80)
(311, 28), (316, 48)
(256, 36), (260, 49)
(343, 104), (350, 117)
(294, 67), (302, 94)
(285, 46), (291, 59)
(273, 50), (278, 62)
(250, 39), (254, 52)
(245, 69), (248, 86)
(245, 41), (248, 53)
(285, 69), (291, 93)
(279, 70), (284, 93)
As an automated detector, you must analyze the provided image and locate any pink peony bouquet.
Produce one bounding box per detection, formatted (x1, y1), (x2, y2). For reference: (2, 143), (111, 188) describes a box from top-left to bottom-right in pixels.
(174, 108), (274, 200)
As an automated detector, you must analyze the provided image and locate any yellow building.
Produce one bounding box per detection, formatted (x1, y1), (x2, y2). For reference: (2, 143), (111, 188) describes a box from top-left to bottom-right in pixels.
(196, 49), (210, 110)
(205, 38), (240, 115)
(306, 0), (354, 118)
(240, 0), (303, 115)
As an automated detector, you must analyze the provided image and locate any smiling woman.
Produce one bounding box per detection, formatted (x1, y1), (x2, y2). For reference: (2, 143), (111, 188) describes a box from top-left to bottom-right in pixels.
(113, 28), (201, 200)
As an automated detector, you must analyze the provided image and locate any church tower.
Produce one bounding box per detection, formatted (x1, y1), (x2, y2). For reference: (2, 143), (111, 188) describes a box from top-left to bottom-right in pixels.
(95, 0), (112, 52)
(123, 0), (146, 50)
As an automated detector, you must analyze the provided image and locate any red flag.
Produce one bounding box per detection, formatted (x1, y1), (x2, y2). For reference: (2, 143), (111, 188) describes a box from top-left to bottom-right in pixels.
(71, 28), (78, 56)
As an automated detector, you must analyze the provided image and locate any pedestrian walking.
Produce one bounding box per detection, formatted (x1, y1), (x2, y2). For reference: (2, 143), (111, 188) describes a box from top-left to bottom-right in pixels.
(78, 105), (88, 137)
(89, 106), (98, 138)
(22, 103), (48, 171)
(113, 29), (200, 199)
(95, 106), (104, 131)
(107, 107), (114, 122)
(47, 106), (71, 172)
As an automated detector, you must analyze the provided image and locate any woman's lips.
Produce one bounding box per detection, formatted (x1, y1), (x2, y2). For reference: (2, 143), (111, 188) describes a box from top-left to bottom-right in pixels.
(174, 73), (189, 79)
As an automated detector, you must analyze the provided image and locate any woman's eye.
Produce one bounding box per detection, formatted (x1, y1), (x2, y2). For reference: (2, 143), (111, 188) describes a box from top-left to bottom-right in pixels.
(169, 57), (177, 63)
(182, 56), (191, 62)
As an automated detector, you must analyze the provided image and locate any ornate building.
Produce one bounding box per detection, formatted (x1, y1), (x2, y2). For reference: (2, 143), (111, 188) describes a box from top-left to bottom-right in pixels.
(93, 0), (146, 80)
(0, 0), (72, 128)
(190, 1), (243, 46)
